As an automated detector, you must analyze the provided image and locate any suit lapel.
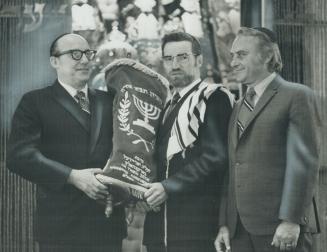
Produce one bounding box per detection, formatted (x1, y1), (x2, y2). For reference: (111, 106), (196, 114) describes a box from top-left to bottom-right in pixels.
(229, 100), (242, 149)
(239, 76), (281, 140)
(89, 89), (103, 154)
(160, 102), (171, 125)
(51, 81), (90, 132)
(159, 80), (203, 140)
(159, 100), (183, 140)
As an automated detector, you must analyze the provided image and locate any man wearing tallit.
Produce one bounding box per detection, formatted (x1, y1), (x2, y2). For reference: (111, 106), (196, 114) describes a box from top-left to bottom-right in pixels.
(143, 32), (234, 252)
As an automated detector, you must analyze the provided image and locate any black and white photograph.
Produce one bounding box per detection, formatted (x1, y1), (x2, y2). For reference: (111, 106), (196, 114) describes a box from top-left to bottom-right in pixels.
(0, 0), (326, 252)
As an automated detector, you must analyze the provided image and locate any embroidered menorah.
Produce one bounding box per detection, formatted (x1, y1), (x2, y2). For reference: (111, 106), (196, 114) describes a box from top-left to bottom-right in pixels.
(132, 94), (161, 134)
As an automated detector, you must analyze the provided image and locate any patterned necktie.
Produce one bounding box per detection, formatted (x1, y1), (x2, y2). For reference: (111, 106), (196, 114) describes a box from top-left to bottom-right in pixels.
(167, 92), (181, 116)
(75, 91), (90, 114)
(237, 87), (256, 137)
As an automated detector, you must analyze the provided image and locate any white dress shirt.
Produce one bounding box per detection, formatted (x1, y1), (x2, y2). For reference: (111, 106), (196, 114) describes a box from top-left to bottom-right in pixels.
(249, 72), (276, 106)
(171, 78), (201, 101)
(58, 79), (89, 102)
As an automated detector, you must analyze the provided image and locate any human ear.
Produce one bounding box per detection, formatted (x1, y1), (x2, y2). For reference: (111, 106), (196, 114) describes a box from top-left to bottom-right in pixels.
(259, 48), (273, 64)
(196, 54), (203, 67)
(49, 56), (58, 69)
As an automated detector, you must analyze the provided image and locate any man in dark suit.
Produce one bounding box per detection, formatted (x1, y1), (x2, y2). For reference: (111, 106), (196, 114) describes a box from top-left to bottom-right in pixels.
(142, 32), (233, 252)
(215, 27), (320, 252)
(7, 33), (125, 252)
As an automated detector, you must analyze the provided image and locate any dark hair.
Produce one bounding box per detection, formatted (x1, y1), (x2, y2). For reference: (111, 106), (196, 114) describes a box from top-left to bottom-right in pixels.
(161, 32), (202, 56)
(252, 27), (277, 43)
(49, 33), (71, 57)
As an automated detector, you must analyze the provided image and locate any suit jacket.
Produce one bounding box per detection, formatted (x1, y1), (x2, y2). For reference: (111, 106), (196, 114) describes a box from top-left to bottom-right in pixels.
(144, 85), (232, 245)
(7, 81), (126, 245)
(220, 75), (320, 237)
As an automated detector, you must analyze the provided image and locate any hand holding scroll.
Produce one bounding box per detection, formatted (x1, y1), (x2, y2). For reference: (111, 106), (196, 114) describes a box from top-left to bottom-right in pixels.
(143, 182), (168, 208)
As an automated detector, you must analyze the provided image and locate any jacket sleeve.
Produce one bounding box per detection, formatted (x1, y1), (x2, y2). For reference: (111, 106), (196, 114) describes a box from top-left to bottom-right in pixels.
(279, 86), (320, 224)
(218, 169), (229, 227)
(6, 93), (71, 191)
(161, 90), (232, 194)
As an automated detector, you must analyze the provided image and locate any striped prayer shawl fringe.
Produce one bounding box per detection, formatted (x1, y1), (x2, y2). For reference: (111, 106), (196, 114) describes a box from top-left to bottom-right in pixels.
(166, 82), (234, 160)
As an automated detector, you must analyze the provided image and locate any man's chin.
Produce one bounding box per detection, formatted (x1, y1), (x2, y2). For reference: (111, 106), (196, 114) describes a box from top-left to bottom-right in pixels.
(234, 75), (245, 84)
(78, 73), (90, 80)
(170, 79), (187, 88)
(168, 73), (194, 88)
(76, 76), (89, 85)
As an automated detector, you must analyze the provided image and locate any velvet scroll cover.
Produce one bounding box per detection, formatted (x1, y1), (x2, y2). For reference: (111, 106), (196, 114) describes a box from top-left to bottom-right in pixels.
(96, 59), (168, 203)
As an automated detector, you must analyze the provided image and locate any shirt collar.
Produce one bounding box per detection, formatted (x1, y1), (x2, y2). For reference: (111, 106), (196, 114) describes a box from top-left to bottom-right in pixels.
(172, 78), (201, 99)
(250, 72), (276, 98)
(58, 78), (88, 99)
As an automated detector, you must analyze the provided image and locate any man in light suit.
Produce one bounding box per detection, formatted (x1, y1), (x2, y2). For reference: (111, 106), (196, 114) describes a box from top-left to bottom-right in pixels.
(142, 32), (233, 252)
(7, 33), (125, 252)
(215, 27), (320, 252)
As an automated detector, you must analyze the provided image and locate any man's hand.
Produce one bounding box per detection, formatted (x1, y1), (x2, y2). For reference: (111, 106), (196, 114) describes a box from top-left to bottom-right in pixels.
(67, 168), (109, 200)
(135, 201), (160, 213)
(271, 221), (300, 251)
(214, 226), (231, 252)
(143, 182), (168, 208)
(135, 201), (151, 213)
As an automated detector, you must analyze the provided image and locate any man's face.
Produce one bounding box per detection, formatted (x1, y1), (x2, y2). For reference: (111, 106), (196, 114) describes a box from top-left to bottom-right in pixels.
(162, 41), (201, 89)
(230, 35), (268, 85)
(51, 34), (91, 89)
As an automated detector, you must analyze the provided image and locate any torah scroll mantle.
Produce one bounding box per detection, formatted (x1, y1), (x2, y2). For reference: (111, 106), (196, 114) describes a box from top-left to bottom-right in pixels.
(96, 59), (168, 205)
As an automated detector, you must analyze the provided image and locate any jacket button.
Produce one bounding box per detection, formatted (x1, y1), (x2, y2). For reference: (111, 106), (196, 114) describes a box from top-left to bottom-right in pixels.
(235, 162), (240, 166)
(304, 217), (308, 222)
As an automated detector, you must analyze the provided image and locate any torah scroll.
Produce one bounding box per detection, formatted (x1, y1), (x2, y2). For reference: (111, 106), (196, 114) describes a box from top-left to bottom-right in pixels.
(96, 59), (168, 204)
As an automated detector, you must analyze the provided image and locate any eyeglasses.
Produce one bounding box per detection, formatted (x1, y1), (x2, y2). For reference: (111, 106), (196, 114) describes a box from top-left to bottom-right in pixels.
(162, 53), (198, 64)
(53, 49), (97, 61)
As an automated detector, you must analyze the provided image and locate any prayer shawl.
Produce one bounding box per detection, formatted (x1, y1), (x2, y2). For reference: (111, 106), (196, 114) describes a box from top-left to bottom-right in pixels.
(166, 81), (234, 160)
(163, 81), (234, 245)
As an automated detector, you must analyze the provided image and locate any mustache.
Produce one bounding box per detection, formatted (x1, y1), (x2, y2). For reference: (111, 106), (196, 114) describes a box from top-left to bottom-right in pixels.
(170, 69), (184, 74)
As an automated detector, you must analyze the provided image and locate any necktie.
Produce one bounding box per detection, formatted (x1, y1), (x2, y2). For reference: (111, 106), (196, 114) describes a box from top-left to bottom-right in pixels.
(75, 91), (90, 114)
(167, 92), (180, 116)
(237, 87), (256, 137)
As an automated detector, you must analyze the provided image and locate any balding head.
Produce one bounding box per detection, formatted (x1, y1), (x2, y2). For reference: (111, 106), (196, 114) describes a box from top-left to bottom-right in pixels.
(50, 33), (89, 57)
(49, 33), (92, 89)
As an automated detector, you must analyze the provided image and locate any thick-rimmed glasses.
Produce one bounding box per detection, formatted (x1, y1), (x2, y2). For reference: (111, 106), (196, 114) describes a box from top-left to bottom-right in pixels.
(162, 53), (198, 64)
(53, 49), (97, 61)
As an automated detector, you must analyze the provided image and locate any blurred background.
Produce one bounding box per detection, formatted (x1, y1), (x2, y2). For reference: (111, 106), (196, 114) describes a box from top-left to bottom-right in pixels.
(0, 0), (326, 251)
